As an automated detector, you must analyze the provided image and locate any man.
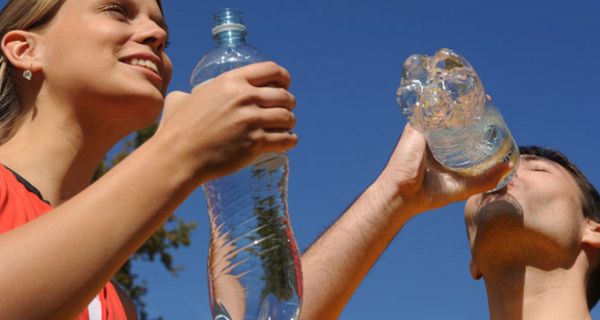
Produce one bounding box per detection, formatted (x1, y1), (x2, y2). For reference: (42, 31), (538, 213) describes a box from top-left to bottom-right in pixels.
(300, 125), (600, 319)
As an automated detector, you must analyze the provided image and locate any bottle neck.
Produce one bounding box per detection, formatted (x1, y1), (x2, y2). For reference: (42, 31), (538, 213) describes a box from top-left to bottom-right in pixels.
(213, 30), (247, 46)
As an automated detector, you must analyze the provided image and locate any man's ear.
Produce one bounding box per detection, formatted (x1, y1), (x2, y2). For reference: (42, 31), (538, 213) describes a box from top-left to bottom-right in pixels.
(1, 30), (43, 73)
(470, 258), (482, 280)
(582, 218), (600, 248)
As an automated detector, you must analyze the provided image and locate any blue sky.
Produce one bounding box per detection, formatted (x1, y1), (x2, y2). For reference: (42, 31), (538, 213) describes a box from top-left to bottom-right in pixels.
(3, 0), (600, 318)
(141, 0), (600, 318)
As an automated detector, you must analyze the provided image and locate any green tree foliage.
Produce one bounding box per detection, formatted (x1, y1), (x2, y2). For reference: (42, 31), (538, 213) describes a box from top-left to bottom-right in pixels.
(251, 166), (299, 302)
(93, 124), (197, 320)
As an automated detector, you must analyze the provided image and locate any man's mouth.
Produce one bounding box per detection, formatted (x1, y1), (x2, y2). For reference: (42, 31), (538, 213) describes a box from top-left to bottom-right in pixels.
(478, 190), (522, 214)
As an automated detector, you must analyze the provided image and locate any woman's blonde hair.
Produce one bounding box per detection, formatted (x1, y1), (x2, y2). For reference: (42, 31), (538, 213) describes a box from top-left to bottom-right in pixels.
(0, 0), (64, 142)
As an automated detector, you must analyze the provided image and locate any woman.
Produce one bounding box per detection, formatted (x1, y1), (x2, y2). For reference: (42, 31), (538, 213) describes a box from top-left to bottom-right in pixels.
(0, 0), (297, 319)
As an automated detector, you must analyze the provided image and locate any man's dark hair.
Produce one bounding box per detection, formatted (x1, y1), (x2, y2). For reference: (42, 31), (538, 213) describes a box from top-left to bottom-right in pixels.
(520, 145), (600, 309)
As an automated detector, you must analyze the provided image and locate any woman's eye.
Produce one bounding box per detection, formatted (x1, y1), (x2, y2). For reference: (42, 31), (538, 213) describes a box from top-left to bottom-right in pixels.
(103, 3), (128, 18)
(531, 167), (548, 172)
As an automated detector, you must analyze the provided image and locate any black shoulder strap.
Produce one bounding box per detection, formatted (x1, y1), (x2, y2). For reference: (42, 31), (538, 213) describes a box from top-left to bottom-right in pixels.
(3, 166), (51, 205)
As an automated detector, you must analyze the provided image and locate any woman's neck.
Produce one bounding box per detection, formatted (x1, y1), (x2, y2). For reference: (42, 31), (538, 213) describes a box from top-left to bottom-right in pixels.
(0, 104), (128, 205)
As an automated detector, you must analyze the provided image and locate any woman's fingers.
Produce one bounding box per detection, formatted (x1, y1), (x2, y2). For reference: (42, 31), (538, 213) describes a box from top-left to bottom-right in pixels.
(235, 61), (292, 89)
(251, 107), (296, 131)
(158, 91), (189, 131)
(251, 130), (299, 153)
(254, 87), (296, 110)
(163, 91), (189, 111)
(155, 61), (299, 180)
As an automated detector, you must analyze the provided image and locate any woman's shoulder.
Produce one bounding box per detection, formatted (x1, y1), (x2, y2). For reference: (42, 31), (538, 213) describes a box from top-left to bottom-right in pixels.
(0, 164), (52, 233)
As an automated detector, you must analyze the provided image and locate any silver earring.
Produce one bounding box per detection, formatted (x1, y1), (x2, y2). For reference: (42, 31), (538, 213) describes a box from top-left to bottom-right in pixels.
(23, 69), (32, 81)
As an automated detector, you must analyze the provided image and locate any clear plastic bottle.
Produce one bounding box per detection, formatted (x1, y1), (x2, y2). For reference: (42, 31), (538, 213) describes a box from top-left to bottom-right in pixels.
(397, 48), (519, 189)
(190, 9), (302, 320)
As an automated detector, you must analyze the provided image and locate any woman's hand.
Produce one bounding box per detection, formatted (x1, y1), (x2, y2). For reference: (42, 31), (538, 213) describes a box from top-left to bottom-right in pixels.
(156, 61), (297, 182)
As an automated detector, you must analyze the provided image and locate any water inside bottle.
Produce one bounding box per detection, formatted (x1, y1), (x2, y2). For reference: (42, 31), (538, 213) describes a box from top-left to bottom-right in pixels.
(205, 153), (302, 320)
(427, 104), (519, 188)
(397, 48), (519, 189)
(192, 9), (303, 319)
(397, 48), (485, 131)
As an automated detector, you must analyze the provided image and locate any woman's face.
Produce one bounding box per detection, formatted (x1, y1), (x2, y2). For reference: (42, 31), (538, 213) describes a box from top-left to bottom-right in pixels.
(36, 0), (172, 126)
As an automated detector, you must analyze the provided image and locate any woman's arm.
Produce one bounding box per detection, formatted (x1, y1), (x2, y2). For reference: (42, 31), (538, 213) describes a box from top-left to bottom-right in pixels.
(0, 62), (296, 320)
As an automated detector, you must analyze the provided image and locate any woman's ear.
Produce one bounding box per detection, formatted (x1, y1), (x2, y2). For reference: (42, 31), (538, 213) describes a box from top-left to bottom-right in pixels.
(582, 218), (600, 248)
(1, 30), (43, 73)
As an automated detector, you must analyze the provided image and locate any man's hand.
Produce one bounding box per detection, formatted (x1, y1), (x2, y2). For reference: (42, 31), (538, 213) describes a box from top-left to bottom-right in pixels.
(300, 123), (511, 320)
(374, 124), (511, 217)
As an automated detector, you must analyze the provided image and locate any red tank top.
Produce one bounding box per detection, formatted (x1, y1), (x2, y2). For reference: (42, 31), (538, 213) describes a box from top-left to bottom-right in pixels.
(0, 165), (129, 319)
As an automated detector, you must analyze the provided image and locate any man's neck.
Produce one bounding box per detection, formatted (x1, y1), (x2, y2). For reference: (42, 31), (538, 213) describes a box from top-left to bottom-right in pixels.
(484, 254), (590, 320)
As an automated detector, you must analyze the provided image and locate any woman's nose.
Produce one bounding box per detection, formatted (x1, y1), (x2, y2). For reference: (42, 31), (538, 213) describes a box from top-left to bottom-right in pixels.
(137, 20), (168, 53)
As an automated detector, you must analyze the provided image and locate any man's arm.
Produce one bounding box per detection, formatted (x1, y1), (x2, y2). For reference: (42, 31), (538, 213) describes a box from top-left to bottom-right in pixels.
(299, 125), (509, 319)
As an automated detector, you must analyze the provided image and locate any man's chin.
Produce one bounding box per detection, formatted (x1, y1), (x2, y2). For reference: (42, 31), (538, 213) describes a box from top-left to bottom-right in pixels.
(469, 195), (526, 265)
(476, 193), (524, 227)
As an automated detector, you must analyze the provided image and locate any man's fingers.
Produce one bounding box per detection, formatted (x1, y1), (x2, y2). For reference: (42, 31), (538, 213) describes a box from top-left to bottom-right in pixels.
(465, 160), (513, 194)
(391, 123), (428, 170)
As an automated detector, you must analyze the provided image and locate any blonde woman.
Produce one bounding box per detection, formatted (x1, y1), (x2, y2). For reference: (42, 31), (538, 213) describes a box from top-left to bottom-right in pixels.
(0, 0), (297, 319)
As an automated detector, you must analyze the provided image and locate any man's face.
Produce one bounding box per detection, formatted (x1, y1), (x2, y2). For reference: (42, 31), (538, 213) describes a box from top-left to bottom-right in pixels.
(464, 154), (587, 271)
